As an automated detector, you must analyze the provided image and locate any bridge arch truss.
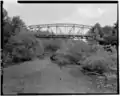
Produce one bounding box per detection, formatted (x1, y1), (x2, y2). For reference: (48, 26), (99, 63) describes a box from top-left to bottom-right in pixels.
(27, 23), (93, 35)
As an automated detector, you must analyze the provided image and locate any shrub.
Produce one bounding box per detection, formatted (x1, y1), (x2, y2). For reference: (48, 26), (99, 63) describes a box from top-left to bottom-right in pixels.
(3, 32), (44, 67)
(2, 51), (13, 67)
(42, 39), (62, 53)
(50, 40), (86, 66)
(11, 46), (33, 62)
(110, 46), (117, 54)
(81, 55), (114, 74)
(69, 40), (91, 52)
(80, 46), (117, 92)
(110, 53), (117, 64)
(106, 53), (117, 72)
(34, 30), (52, 37)
(91, 44), (105, 52)
(50, 53), (71, 67)
(103, 53), (117, 93)
(65, 40), (92, 64)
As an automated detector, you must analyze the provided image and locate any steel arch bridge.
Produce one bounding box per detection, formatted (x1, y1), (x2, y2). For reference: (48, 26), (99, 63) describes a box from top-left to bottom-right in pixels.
(27, 23), (94, 39)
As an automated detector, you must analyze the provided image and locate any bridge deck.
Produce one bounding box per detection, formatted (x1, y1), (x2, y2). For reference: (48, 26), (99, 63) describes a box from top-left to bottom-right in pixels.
(35, 35), (95, 39)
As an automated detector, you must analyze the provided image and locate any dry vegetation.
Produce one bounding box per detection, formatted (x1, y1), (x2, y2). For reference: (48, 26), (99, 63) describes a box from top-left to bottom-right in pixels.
(2, 8), (118, 93)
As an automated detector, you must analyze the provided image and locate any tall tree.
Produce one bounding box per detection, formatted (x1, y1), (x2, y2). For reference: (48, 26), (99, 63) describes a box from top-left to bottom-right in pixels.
(112, 21), (118, 36)
(102, 26), (113, 37)
(87, 23), (104, 38)
(93, 23), (104, 38)
(3, 8), (26, 46)
(3, 8), (12, 45)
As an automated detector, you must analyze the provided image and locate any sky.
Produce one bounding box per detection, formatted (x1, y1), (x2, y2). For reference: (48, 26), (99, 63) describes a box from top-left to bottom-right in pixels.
(3, 0), (117, 27)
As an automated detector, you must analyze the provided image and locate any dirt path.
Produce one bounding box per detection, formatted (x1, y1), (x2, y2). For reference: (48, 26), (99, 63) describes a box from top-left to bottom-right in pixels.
(3, 57), (101, 94)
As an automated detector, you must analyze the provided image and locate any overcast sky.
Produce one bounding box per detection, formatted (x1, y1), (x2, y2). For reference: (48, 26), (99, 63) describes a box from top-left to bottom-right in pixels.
(3, 0), (117, 27)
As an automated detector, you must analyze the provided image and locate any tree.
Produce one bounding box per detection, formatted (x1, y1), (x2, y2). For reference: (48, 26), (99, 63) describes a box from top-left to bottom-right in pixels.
(3, 8), (12, 45)
(102, 26), (113, 37)
(87, 22), (118, 49)
(91, 23), (104, 38)
(3, 8), (26, 46)
(11, 16), (26, 35)
(112, 21), (118, 36)
(3, 8), (8, 21)
(86, 23), (104, 44)
(96, 22), (118, 49)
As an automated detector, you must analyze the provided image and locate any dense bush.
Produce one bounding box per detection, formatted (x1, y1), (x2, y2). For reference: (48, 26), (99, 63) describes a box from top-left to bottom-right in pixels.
(3, 7), (117, 93)
(50, 53), (72, 68)
(2, 8), (46, 67)
(81, 55), (114, 74)
(81, 44), (117, 71)
(3, 31), (44, 67)
(79, 47), (117, 92)
(3, 15), (25, 46)
(87, 22), (118, 51)
(35, 30), (52, 37)
(51, 40), (93, 66)
(68, 40), (91, 53)
(62, 40), (117, 92)
(66, 41), (93, 64)
(42, 39), (62, 53)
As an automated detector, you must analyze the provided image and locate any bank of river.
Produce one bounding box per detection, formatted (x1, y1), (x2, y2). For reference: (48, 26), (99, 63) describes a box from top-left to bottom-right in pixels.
(3, 57), (113, 94)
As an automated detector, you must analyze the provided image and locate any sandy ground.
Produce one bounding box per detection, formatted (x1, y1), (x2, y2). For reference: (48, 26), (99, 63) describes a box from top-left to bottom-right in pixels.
(3, 57), (107, 94)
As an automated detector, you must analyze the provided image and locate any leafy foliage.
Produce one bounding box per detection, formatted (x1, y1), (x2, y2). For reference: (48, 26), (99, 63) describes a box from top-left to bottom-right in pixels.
(51, 40), (93, 65)
(42, 39), (62, 53)
(3, 8), (26, 46)
(87, 22), (118, 50)
(2, 8), (44, 67)
(82, 55), (109, 74)
(102, 26), (113, 36)
(3, 8), (117, 93)
(35, 30), (53, 37)
(50, 38), (117, 92)
(87, 23), (104, 39)
(66, 41), (91, 63)
(3, 31), (44, 67)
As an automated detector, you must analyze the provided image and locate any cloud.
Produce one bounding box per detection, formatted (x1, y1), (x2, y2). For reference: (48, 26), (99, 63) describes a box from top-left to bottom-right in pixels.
(77, 6), (105, 18)
(98, 8), (105, 15)
(4, 3), (117, 27)
(3, 0), (23, 10)
(54, 4), (109, 26)
(4, 0), (17, 3)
